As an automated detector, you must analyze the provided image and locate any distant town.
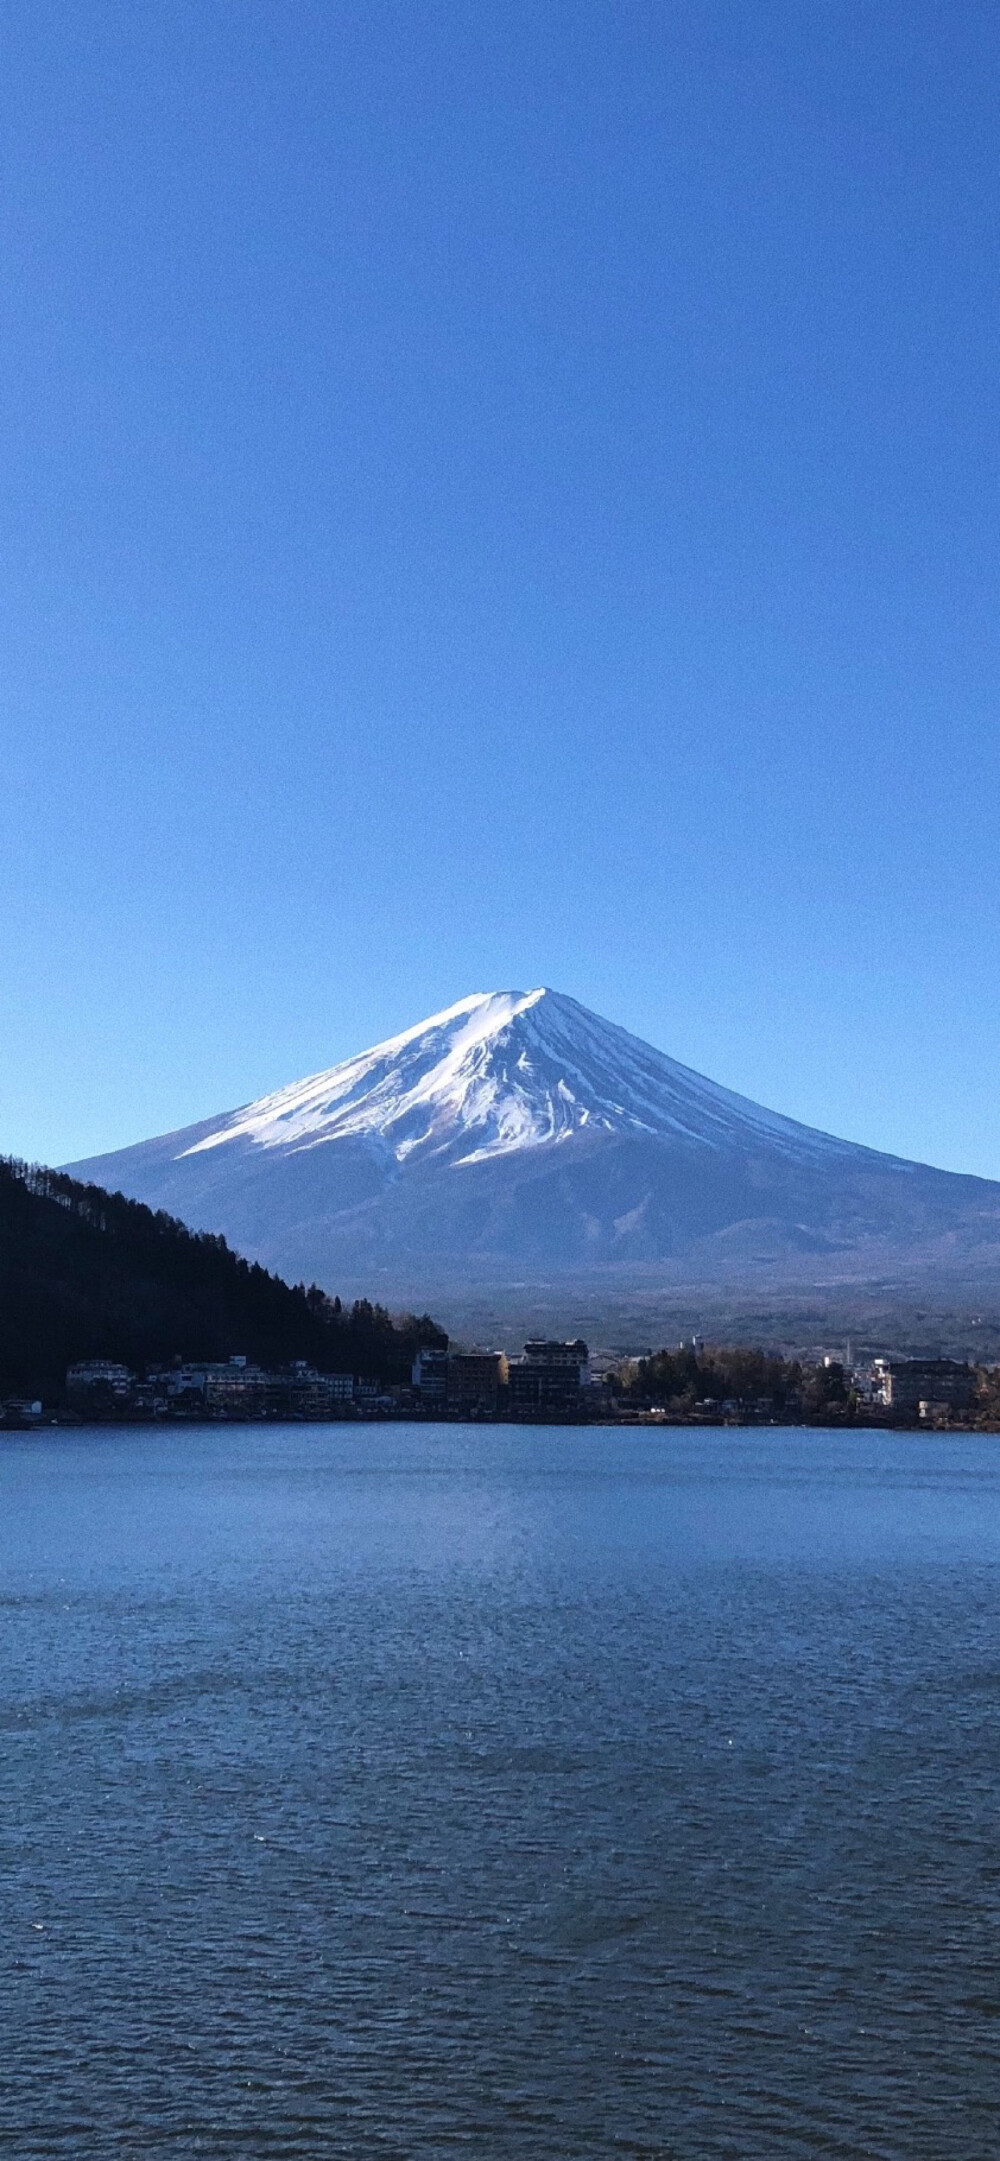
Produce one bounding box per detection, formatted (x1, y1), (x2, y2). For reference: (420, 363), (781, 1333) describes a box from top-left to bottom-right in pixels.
(6, 1153), (999, 1435)
(3, 1338), (996, 1430)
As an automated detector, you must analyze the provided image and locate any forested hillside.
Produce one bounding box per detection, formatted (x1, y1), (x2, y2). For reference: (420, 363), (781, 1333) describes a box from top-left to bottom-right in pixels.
(0, 1157), (445, 1396)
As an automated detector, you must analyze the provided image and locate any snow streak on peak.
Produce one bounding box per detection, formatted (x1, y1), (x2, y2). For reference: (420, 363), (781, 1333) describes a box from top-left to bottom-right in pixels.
(180, 987), (860, 1172)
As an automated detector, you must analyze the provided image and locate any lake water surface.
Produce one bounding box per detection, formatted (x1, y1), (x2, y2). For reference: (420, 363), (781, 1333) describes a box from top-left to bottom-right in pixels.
(1, 1423), (998, 2158)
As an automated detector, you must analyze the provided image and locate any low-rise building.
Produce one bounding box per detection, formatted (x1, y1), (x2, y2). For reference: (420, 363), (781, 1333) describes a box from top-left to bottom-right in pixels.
(147, 1357), (270, 1415)
(1, 1398), (43, 1427)
(322, 1371), (356, 1405)
(356, 1375), (392, 1408)
(66, 1360), (135, 1408)
(145, 1357), (359, 1418)
(872, 1357), (975, 1414)
(281, 1363), (355, 1416)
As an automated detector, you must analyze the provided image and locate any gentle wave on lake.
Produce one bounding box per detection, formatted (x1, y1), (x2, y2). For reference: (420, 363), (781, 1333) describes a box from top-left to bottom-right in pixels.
(1, 1423), (998, 2157)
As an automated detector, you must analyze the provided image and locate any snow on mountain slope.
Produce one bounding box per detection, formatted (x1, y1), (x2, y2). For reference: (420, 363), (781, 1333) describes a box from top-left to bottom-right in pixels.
(65, 988), (1000, 1301)
(174, 988), (872, 1171)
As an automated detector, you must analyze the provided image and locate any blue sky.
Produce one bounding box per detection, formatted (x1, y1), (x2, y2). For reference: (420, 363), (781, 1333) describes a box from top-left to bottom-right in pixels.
(2, 0), (999, 1175)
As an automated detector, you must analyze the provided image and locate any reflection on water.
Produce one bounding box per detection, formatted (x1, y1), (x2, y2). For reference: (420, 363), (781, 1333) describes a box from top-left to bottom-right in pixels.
(1, 1424), (998, 2157)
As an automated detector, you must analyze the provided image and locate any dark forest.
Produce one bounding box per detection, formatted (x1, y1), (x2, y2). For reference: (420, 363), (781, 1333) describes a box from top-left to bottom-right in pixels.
(0, 1157), (445, 1395)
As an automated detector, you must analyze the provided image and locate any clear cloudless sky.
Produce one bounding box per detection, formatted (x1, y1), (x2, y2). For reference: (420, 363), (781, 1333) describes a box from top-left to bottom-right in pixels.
(2, 0), (999, 1174)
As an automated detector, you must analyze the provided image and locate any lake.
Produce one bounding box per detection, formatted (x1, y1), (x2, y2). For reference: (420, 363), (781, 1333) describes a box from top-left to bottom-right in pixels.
(1, 1423), (997, 2157)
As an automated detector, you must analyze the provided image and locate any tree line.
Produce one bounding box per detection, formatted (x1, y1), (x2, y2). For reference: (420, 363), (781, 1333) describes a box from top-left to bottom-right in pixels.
(621, 1344), (852, 1417)
(0, 1156), (445, 1396)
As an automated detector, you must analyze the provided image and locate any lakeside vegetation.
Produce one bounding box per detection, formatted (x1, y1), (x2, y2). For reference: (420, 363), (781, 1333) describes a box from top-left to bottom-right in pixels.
(617, 1344), (1000, 1427)
(0, 1156), (445, 1398)
(619, 1344), (853, 1418)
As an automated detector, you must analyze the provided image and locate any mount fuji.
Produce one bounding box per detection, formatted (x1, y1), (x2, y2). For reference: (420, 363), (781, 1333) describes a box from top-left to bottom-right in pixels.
(66, 988), (1000, 1309)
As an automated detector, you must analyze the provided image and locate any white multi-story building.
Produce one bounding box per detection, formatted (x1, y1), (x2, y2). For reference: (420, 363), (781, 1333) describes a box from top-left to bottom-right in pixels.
(66, 1360), (135, 1400)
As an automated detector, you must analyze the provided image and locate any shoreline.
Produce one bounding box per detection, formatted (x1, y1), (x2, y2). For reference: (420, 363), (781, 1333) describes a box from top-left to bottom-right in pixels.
(5, 1408), (999, 1436)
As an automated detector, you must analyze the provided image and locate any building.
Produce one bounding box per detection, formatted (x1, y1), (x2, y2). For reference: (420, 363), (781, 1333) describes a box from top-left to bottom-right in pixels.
(412, 1345), (449, 1405)
(321, 1371), (355, 1406)
(447, 1351), (508, 1413)
(280, 1363), (355, 1416)
(849, 1361), (880, 1405)
(872, 1357), (975, 1414)
(1, 1398), (43, 1427)
(145, 1358), (359, 1418)
(66, 1360), (135, 1408)
(507, 1340), (589, 1417)
(523, 1339), (590, 1374)
(146, 1357), (271, 1415)
(355, 1376), (394, 1411)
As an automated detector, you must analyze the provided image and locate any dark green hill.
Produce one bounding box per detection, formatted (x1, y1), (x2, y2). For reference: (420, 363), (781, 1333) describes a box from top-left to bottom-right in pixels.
(0, 1157), (445, 1397)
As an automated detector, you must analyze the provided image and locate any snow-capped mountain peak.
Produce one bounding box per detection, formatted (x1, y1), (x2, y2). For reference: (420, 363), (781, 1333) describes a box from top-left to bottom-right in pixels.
(66, 990), (993, 1304)
(68, 981), (993, 1296)
(178, 987), (852, 1171)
